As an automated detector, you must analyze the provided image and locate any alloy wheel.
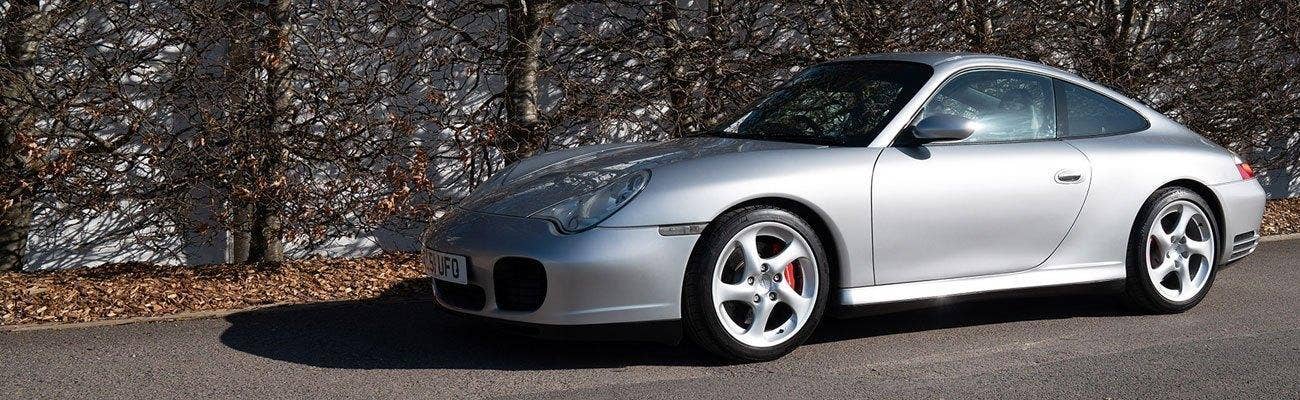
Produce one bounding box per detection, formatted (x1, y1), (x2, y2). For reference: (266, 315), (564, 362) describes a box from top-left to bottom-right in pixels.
(711, 222), (819, 348)
(1144, 200), (1215, 302)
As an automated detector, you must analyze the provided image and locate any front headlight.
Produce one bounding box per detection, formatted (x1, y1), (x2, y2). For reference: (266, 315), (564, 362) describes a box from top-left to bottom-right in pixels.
(531, 170), (650, 233)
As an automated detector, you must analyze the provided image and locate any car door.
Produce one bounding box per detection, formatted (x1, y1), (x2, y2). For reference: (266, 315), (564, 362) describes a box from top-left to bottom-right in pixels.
(872, 69), (1091, 284)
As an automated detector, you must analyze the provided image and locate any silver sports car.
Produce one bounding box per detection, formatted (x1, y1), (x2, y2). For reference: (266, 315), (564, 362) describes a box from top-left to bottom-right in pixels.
(422, 52), (1266, 361)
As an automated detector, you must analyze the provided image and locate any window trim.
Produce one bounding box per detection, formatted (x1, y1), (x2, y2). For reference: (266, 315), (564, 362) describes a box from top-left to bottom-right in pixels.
(1052, 78), (1151, 139)
(891, 67), (1063, 147)
(705, 60), (935, 147)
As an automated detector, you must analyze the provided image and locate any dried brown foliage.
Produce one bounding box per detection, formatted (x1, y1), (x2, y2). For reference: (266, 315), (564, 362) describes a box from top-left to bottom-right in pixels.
(1262, 198), (1300, 236)
(0, 253), (427, 325)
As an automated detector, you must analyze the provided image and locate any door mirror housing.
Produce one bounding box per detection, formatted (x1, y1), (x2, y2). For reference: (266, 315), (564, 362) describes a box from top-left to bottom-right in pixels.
(911, 115), (977, 143)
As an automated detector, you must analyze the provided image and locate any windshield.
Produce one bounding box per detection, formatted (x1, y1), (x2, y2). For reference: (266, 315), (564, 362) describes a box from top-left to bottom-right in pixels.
(708, 61), (932, 146)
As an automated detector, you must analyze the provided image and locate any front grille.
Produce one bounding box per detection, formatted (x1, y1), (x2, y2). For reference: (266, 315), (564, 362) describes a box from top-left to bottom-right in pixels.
(434, 280), (486, 311)
(1228, 231), (1259, 261)
(494, 257), (547, 312)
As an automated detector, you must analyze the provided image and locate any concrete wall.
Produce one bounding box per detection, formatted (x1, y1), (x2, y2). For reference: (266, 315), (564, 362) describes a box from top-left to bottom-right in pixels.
(1259, 167), (1299, 199)
(24, 204), (423, 271)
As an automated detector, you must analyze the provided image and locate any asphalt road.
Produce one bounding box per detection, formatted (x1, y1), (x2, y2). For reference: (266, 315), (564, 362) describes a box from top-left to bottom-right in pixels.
(3, 240), (1298, 399)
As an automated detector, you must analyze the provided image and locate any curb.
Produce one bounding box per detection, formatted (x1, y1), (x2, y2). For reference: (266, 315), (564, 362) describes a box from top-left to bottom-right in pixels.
(0, 298), (431, 333)
(1260, 232), (1300, 243)
(0, 303), (291, 333)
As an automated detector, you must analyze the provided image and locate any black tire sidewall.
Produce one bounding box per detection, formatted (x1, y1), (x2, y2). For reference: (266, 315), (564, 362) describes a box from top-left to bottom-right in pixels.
(1126, 188), (1220, 312)
(682, 206), (831, 361)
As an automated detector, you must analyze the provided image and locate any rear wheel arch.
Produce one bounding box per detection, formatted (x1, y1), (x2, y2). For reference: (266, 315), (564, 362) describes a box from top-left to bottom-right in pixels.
(1124, 185), (1220, 312)
(1153, 179), (1226, 261)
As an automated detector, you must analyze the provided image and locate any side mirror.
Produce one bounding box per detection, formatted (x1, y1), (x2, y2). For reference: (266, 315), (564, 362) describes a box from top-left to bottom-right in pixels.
(911, 115), (977, 143)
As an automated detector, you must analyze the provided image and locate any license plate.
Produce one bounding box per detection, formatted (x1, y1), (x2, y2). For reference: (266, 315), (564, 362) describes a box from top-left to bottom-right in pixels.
(430, 251), (469, 285)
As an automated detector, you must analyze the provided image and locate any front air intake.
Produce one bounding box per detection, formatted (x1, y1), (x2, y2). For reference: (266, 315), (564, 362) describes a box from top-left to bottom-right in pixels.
(494, 257), (547, 312)
(434, 280), (486, 311)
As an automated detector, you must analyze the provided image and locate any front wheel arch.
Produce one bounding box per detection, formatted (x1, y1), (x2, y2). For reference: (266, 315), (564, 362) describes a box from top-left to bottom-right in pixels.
(681, 204), (831, 360)
(704, 197), (841, 292)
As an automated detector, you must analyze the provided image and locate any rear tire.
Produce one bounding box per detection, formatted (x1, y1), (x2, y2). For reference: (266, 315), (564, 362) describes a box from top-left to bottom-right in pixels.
(682, 205), (830, 362)
(1123, 187), (1219, 313)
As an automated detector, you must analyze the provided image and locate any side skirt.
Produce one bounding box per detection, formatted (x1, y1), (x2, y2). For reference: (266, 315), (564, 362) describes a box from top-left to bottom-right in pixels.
(835, 262), (1126, 310)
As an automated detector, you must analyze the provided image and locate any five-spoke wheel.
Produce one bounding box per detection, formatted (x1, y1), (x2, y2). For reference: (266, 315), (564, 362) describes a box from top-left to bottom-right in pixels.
(1126, 187), (1219, 313)
(683, 205), (829, 361)
(1144, 200), (1215, 302)
(711, 221), (818, 348)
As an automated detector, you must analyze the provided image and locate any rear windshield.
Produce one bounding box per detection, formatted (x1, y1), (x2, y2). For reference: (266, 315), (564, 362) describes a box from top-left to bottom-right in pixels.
(707, 61), (933, 146)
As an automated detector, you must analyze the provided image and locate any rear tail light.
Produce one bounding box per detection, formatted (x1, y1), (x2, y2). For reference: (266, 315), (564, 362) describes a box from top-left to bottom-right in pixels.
(1231, 153), (1256, 180)
(1237, 162), (1255, 180)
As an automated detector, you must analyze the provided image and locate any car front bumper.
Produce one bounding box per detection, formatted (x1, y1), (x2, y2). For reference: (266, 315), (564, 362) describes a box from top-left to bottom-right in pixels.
(422, 208), (699, 327)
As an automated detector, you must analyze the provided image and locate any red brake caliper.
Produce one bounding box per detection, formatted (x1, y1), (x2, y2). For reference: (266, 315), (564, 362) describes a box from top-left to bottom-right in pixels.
(784, 263), (799, 294)
(772, 242), (801, 294)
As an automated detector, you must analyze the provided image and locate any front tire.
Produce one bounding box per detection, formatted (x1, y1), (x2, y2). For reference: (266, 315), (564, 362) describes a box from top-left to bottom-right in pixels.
(1123, 187), (1219, 313)
(682, 205), (830, 361)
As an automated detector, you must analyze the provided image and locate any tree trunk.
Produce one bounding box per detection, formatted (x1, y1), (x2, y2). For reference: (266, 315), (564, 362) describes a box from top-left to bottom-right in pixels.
(249, 0), (293, 264)
(229, 202), (252, 263)
(501, 0), (552, 164)
(659, 0), (690, 137)
(231, 0), (291, 264)
(957, 0), (995, 51)
(246, 200), (284, 263)
(229, 200), (285, 263)
(700, 0), (725, 129)
(229, 200), (283, 264)
(0, 200), (33, 272)
(1, 0), (41, 272)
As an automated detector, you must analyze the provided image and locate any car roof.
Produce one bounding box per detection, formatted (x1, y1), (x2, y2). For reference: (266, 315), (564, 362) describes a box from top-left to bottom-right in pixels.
(828, 52), (1025, 67)
(825, 52), (1092, 90)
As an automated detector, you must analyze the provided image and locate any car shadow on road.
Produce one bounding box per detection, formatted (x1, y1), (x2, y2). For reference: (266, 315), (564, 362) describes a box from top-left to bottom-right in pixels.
(220, 278), (1138, 370)
(810, 288), (1139, 345)
(220, 278), (711, 370)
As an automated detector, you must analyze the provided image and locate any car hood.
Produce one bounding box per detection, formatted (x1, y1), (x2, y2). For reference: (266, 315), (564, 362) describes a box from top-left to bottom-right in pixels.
(460, 136), (821, 217)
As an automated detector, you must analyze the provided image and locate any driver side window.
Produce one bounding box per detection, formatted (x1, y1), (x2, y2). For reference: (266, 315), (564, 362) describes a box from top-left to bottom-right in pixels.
(920, 70), (1056, 143)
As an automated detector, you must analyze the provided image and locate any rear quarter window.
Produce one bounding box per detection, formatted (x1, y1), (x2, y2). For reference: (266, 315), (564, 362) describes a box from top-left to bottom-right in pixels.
(1056, 80), (1149, 137)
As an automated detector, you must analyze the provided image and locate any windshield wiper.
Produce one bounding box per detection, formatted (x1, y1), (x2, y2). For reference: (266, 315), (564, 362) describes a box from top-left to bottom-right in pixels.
(758, 131), (818, 141)
(692, 129), (733, 138)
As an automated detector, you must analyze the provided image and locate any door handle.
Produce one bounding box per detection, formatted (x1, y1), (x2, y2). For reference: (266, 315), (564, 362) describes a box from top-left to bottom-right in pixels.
(1055, 170), (1084, 184)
